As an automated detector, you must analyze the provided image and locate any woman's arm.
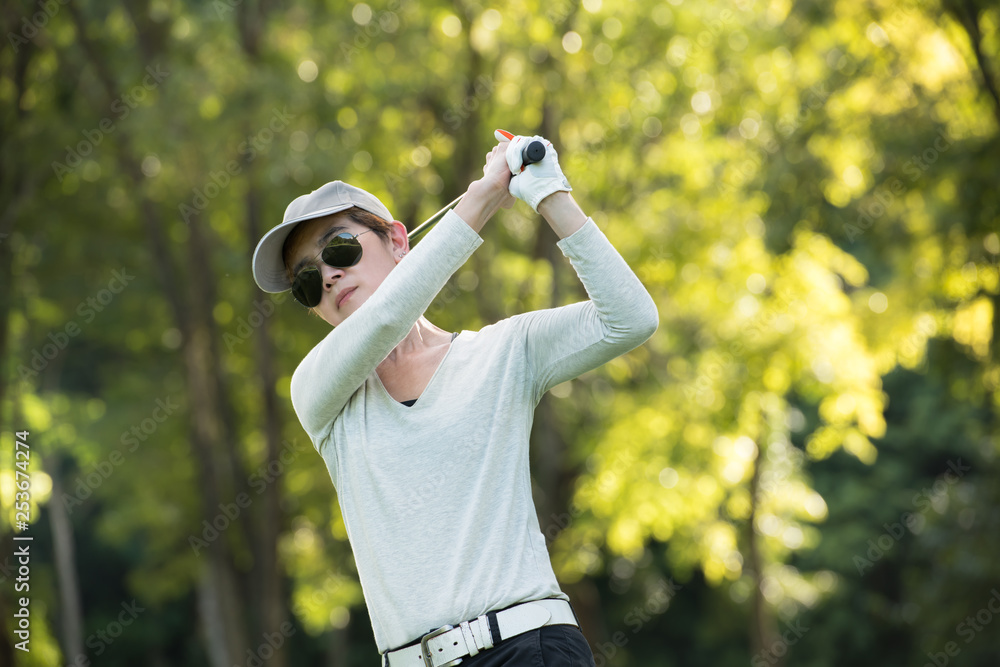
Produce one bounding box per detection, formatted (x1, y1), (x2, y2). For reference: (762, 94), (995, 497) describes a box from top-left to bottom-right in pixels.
(499, 136), (658, 402)
(514, 212), (659, 404)
(536, 191), (587, 239)
(290, 153), (513, 440)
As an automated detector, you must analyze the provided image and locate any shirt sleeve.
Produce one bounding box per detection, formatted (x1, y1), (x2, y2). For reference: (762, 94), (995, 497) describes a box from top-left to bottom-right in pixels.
(512, 217), (659, 404)
(290, 209), (484, 440)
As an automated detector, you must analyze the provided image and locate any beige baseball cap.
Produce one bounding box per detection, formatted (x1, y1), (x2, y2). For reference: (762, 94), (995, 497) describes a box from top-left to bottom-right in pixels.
(252, 180), (393, 293)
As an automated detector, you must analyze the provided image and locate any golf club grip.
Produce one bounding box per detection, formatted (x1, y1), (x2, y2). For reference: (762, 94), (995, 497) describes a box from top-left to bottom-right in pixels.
(521, 140), (546, 167)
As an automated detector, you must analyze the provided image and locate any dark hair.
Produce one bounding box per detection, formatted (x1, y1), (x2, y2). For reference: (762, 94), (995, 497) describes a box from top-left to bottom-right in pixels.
(341, 206), (394, 242)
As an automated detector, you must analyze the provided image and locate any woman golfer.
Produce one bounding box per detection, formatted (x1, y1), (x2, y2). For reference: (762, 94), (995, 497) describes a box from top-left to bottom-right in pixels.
(251, 132), (658, 666)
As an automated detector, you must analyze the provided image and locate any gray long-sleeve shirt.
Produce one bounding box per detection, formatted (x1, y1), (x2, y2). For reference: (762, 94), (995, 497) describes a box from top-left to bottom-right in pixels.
(289, 208), (659, 653)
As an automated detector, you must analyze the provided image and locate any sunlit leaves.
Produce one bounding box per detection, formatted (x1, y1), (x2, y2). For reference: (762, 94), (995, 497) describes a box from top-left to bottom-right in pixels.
(952, 297), (994, 358)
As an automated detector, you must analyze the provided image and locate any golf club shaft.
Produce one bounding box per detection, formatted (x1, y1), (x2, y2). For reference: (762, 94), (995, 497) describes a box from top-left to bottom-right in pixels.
(407, 194), (464, 244)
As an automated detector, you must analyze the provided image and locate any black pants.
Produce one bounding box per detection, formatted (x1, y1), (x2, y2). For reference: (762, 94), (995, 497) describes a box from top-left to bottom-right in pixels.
(459, 624), (597, 666)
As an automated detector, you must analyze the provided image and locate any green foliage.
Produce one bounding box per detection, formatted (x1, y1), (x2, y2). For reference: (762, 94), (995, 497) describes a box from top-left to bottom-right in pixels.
(1, 0), (997, 665)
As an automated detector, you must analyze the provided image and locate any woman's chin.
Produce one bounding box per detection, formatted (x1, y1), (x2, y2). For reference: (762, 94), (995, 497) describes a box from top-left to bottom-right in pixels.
(322, 297), (362, 326)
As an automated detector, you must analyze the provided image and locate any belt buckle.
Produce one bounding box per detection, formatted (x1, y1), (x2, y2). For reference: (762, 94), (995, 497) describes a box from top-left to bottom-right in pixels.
(420, 625), (463, 667)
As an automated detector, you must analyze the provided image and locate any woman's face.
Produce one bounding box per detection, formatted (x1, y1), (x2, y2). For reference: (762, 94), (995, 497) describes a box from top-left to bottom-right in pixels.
(284, 212), (408, 327)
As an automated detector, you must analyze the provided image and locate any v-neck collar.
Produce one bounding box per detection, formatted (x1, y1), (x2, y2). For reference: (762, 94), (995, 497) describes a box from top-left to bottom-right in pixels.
(374, 332), (460, 407)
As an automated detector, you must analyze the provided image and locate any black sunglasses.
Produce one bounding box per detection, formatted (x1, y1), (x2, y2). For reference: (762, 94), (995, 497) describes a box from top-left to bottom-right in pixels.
(291, 229), (374, 307)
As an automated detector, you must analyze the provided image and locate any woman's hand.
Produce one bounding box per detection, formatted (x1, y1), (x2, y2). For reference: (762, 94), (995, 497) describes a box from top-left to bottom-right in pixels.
(482, 139), (517, 211)
(501, 133), (572, 212)
(454, 136), (516, 232)
(499, 130), (586, 239)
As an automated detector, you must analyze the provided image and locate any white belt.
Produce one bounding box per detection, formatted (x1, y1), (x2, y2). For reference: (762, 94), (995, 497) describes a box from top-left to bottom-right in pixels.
(383, 598), (579, 667)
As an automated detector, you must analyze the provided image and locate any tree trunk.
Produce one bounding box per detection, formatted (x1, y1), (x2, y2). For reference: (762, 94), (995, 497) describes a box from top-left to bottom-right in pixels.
(0, 21), (39, 666)
(747, 439), (778, 664)
(946, 0), (1000, 126)
(181, 309), (252, 664)
(325, 627), (349, 667)
(46, 458), (85, 662)
(234, 0), (289, 655)
(62, 6), (257, 662)
(246, 181), (289, 667)
(197, 561), (247, 667)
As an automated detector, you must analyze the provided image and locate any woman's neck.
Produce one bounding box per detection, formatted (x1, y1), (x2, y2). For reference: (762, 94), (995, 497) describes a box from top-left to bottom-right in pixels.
(383, 317), (450, 362)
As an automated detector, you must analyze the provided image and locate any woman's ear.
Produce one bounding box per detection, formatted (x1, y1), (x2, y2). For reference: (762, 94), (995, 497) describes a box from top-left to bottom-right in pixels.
(389, 220), (410, 258)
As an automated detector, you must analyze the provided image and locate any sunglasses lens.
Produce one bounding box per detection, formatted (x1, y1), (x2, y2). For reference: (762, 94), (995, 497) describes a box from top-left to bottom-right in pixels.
(290, 233), (367, 308)
(291, 268), (323, 308)
(321, 235), (363, 268)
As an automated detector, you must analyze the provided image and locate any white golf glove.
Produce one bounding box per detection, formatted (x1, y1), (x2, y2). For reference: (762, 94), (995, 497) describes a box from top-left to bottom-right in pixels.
(495, 131), (572, 212)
